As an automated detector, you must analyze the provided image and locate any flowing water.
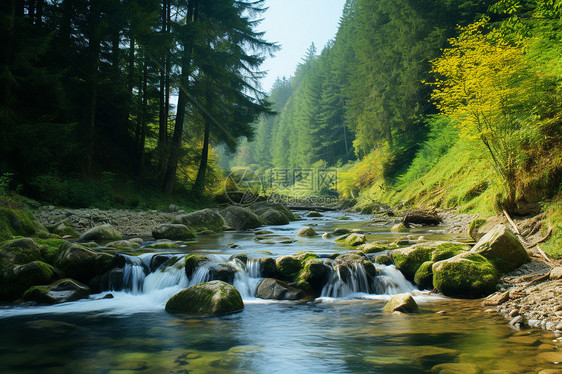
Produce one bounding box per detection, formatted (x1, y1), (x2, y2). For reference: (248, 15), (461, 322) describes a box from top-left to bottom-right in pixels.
(0, 211), (560, 373)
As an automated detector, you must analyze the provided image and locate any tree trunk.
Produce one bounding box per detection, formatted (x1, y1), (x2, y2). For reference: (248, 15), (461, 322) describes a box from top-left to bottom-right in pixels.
(192, 115), (211, 195)
(163, 0), (197, 194)
(139, 57), (148, 173)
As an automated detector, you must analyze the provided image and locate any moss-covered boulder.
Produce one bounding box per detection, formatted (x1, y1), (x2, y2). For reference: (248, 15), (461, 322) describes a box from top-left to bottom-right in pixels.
(23, 278), (91, 304)
(175, 208), (225, 232)
(359, 243), (388, 254)
(152, 224), (196, 240)
(220, 206), (263, 231)
(391, 244), (434, 281)
(255, 278), (305, 300)
(259, 209), (290, 225)
(80, 224), (122, 242)
(414, 261), (435, 290)
(208, 263), (239, 284)
(333, 228), (351, 236)
(468, 216), (504, 242)
(184, 254), (210, 278)
(383, 294), (418, 313)
(297, 226), (317, 237)
(275, 256), (302, 281)
(470, 224), (530, 273)
(165, 280), (244, 316)
(298, 259), (330, 292)
(248, 202), (297, 221)
(254, 257), (277, 278)
(106, 240), (141, 250)
(432, 252), (499, 298)
(344, 233), (367, 247)
(306, 211), (323, 218)
(431, 243), (468, 262)
(54, 244), (116, 283)
(2, 260), (58, 300)
(375, 254), (393, 266)
(0, 206), (47, 241)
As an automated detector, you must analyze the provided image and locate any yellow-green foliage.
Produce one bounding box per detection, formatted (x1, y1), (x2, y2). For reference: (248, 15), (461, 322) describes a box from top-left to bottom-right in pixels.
(542, 195), (562, 259)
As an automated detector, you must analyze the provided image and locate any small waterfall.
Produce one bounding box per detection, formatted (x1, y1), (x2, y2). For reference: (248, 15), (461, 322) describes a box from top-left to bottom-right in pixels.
(144, 255), (188, 293)
(121, 255), (148, 294)
(188, 266), (211, 287)
(321, 262), (415, 298)
(233, 258), (262, 298)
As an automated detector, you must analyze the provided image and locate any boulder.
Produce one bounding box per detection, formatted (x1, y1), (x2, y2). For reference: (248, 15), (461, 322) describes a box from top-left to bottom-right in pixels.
(344, 233), (366, 246)
(333, 228), (351, 236)
(248, 202), (297, 221)
(375, 254), (393, 266)
(414, 261), (435, 290)
(184, 254), (210, 278)
(470, 224), (530, 273)
(106, 240), (141, 250)
(297, 227), (317, 237)
(0, 206), (47, 241)
(254, 257), (277, 278)
(175, 208), (225, 232)
(220, 206), (263, 231)
(208, 263), (239, 284)
(259, 209), (290, 225)
(255, 278), (305, 300)
(152, 224), (196, 240)
(391, 244), (434, 281)
(80, 224), (122, 242)
(23, 278), (91, 304)
(383, 294), (418, 313)
(54, 244), (116, 283)
(431, 363), (481, 374)
(431, 243), (468, 262)
(165, 280), (244, 316)
(298, 259), (330, 291)
(432, 252), (499, 298)
(469, 216), (504, 242)
(46, 220), (79, 238)
(0, 238), (44, 300)
(549, 267), (562, 280)
(275, 256), (302, 280)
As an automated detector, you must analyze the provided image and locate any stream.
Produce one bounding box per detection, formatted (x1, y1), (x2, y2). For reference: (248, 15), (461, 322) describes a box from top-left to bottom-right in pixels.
(0, 211), (560, 373)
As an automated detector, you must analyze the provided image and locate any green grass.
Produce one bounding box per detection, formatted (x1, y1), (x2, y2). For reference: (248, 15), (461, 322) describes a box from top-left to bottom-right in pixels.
(542, 195), (562, 259)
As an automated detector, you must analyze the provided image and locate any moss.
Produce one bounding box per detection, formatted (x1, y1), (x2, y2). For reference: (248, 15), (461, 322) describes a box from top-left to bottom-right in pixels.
(36, 239), (68, 264)
(184, 254), (210, 278)
(148, 242), (180, 249)
(431, 244), (467, 262)
(414, 261), (435, 290)
(542, 196), (562, 259)
(469, 218), (487, 235)
(165, 281), (244, 316)
(298, 259), (329, 292)
(275, 256), (301, 281)
(0, 206), (46, 241)
(392, 245), (434, 281)
(432, 253), (499, 298)
(337, 216), (350, 220)
(375, 254), (393, 265)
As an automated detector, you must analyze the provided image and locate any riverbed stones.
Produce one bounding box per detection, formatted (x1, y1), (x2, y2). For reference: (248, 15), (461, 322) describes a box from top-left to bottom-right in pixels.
(471, 224), (530, 273)
(165, 280), (244, 316)
(391, 244), (434, 281)
(174, 208), (225, 232)
(432, 252), (499, 298)
(431, 363), (480, 374)
(255, 278), (305, 300)
(80, 224), (122, 242)
(383, 294), (418, 313)
(220, 206), (263, 231)
(391, 223), (408, 233)
(549, 267), (562, 280)
(23, 278), (91, 304)
(297, 226), (317, 237)
(152, 224), (195, 240)
(483, 291), (510, 306)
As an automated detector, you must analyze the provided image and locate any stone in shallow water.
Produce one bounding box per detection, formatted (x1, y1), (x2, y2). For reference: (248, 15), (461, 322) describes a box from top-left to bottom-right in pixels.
(383, 294), (418, 313)
(507, 336), (541, 346)
(165, 281), (244, 317)
(297, 226), (317, 237)
(255, 278), (304, 300)
(431, 363), (480, 374)
(538, 351), (562, 364)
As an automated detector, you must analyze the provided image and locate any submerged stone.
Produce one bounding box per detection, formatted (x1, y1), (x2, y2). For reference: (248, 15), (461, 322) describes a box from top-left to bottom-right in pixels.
(23, 278), (91, 304)
(165, 280), (244, 316)
(255, 278), (305, 300)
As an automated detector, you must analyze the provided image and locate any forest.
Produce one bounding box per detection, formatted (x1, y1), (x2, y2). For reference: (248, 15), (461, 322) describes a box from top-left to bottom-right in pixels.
(1, 0), (561, 255)
(0, 0), (276, 207)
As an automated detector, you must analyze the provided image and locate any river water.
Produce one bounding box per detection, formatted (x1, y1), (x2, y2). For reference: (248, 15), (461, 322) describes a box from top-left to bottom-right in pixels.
(0, 211), (560, 373)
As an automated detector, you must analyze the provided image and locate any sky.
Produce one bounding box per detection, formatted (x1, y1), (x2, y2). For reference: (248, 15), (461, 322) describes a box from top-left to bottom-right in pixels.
(258, 0), (347, 93)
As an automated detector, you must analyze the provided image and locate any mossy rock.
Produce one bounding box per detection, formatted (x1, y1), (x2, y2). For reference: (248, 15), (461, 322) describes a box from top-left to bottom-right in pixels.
(106, 240), (141, 250)
(359, 243), (388, 254)
(23, 278), (91, 304)
(2, 260), (58, 300)
(383, 294), (418, 313)
(375, 254), (393, 266)
(431, 243), (468, 262)
(152, 224), (196, 240)
(254, 257), (276, 278)
(208, 263), (239, 284)
(306, 211), (323, 218)
(259, 209), (290, 225)
(54, 244), (116, 283)
(470, 224), (530, 273)
(275, 256), (301, 281)
(343, 233), (367, 247)
(46, 220), (79, 238)
(0, 206), (46, 241)
(248, 202), (297, 221)
(184, 254), (210, 278)
(333, 228), (351, 236)
(414, 261), (435, 290)
(255, 278), (305, 300)
(147, 241), (181, 249)
(468, 218), (487, 241)
(165, 281), (244, 316)
(297, 227), (317, 237)
(432, 252), (499, 298)
(80, 224), (122, 242)
(391, 244), (434, 281)
(174, 208), (225, 232)
(294, 251), (320, 263)
(36, 239), (68, 264)
(220, 206), (263, 231)
(298, 259), (330, 292)
(391, 223), (409, 233)
(337, 216), (351, 220)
